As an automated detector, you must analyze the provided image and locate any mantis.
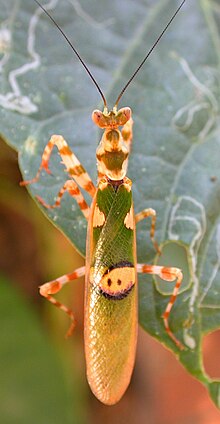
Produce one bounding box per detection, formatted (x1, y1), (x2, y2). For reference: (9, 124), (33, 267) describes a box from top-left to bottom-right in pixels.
(21, 0), (186, 405)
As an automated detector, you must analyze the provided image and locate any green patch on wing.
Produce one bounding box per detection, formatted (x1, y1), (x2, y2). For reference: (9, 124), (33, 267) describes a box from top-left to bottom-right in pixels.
(93, 182), (134, 269)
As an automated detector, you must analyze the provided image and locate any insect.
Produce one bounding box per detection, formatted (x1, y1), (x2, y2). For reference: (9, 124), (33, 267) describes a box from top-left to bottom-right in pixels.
(21, 0), (186, 405)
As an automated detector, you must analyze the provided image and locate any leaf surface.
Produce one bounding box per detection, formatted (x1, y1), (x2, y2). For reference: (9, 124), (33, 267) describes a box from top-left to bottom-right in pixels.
(1, 0), (220, 407)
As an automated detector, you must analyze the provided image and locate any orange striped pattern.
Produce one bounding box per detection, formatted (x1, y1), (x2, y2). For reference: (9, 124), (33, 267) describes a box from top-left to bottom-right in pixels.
(20, 140), (54, 186)
(47, 294), (77, 338)
(135, 208), (161, 254)
(39, 266), (85, 337)
(137, 264), (184, 349)
(36, 180), (90, 219)
(21, 134), (96, 197)
(51, 135), (96, 196)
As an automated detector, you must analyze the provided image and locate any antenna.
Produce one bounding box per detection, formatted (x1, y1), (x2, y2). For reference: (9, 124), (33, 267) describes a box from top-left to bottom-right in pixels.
(33, 0), (107, 108)
(33, 0), (186, 110)
(114, 0), (186, 107)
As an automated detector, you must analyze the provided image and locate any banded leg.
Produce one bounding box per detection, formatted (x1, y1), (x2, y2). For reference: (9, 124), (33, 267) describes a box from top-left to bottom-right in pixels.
(122, 117), (133, 153)
(136, 208), (161, 254)
(21, 134), (96, 197)
(137, 264), (184, 350)
(36, 179), (90, 220)
(39, 266), (85, 338)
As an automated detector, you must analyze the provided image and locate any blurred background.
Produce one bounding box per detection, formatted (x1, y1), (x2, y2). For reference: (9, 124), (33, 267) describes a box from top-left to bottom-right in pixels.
(1, 137), (220, 424)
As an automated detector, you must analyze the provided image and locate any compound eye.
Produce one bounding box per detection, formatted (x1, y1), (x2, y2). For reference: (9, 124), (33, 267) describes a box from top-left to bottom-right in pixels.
(122, 107), (131, 120)
(116, 107), (132, 125)
(92, 109), (103, 125)
(92, 110), (109, 128)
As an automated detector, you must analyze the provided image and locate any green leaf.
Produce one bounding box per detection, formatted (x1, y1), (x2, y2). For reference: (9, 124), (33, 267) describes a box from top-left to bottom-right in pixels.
(1, 0), (220, 408)
(0, 276), (85, 424)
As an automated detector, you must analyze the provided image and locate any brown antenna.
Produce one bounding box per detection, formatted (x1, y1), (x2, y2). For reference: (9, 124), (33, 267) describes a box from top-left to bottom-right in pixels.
(33, 0), (107, 108)
(114, 0), (186, 108)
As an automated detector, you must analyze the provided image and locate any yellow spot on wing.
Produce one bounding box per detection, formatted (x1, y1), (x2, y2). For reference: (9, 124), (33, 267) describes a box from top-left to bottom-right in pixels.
(124, 207), (134, 229)
(93, 204), (105, 227)
(99, 267), (135, 296)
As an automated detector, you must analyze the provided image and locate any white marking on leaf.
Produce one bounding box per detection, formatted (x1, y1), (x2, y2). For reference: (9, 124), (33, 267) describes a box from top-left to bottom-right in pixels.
(183, 328), (196, 350)
(23, 136), (37, 154)
(69, 0), (114, 28)
(171, 52), (218, 141)
(168, 195), (207, 348)
(0, 0), (58, 114)
(0, 27), (11, 71)
(199, 223), (220, 307)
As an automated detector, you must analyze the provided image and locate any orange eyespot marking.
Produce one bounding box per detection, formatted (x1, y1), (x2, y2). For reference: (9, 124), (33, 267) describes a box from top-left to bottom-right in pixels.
(98, 266), (136, 299)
